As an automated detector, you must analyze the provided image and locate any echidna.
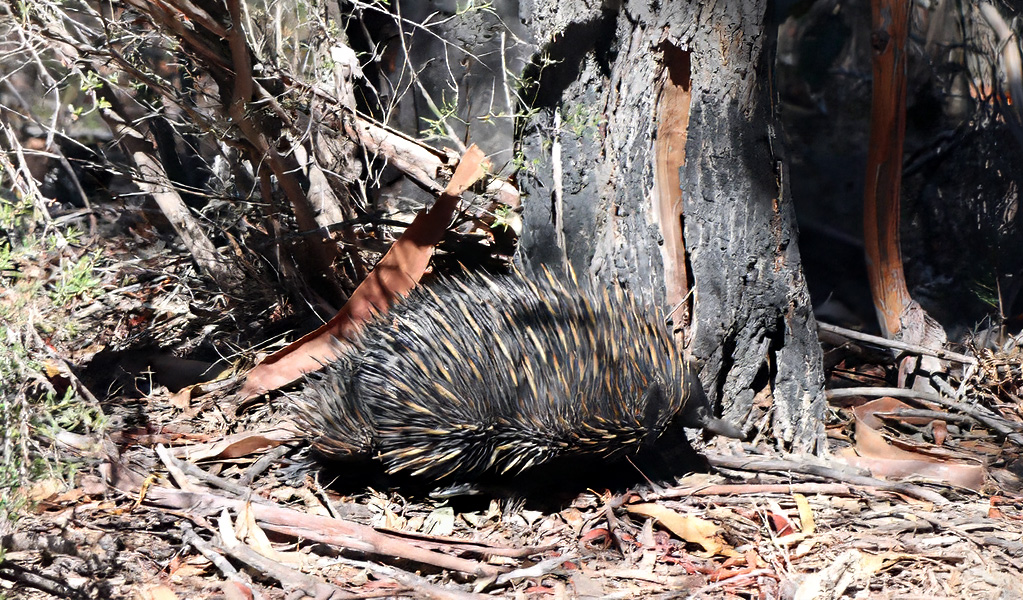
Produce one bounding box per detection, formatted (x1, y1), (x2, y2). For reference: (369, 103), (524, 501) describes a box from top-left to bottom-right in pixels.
(295, 270), (741, 482)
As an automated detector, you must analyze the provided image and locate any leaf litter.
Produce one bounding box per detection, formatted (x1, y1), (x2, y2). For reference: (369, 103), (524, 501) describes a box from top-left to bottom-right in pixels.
(5, 195), (1023, 600)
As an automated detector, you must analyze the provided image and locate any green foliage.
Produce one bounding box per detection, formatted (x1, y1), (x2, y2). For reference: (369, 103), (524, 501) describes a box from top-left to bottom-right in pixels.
(562, 103), (600, 138)
(419, 91), (465, 140)
(69, 69), (113, 123)
(0, 190), (34, 230)
(971, 274), (1000, 311)
(0, 327), (37, 526)
(507, 148), (545, 177)
(0, 189), (106, 528)
(48, 250), (102, 306)
(79, 70), (103, 93)
(489, 203), (521, 233)
(37, 386), (107, 437)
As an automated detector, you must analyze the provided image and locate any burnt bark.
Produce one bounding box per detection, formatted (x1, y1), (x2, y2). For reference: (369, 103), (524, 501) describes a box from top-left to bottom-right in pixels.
(516, 0), (826, 450)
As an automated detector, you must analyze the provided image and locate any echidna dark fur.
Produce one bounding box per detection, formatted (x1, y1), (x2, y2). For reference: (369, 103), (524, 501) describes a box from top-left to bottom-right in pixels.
(295, 270), (740, 482)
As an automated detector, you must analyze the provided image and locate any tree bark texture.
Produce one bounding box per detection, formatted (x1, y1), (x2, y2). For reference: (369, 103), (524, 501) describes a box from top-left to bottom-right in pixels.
(862, 0), (915, 341)
(516, 0), (825, 450)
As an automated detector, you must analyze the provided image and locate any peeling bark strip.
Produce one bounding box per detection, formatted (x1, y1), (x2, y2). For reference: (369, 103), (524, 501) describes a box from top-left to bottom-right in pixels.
(654, 43), (693, 325)
(863, 0), (914, 339)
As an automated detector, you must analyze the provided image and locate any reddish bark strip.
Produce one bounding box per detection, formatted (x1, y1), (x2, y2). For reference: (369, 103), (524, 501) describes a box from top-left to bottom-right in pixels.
(863, 0), (913, 339)
(654, 43), (693, 325)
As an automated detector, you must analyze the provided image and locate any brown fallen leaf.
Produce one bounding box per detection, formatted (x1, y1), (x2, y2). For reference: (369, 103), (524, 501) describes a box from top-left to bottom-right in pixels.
(222, 581), (254, 600)
(932, 419), (948, 446)
(168, 560), (208, 580)
(626, 502), (731, 556)
(167, 428), (295, 461)
(27, 478), (64, 503)
(764, 499), (797, 536)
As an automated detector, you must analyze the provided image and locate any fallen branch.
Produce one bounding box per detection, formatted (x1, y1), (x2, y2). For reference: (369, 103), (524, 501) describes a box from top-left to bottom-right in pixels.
(704, 452), (950, 504)
(331, 556), (491, 600)
(156, 444), (278, 503)
(0, 564), (88, 600)
(212, 510), (354, 600)
(818, 322), (977, 365)
(140, 484), (511, 576)
(180, 522), (265, 600)
(345, 115), (448, 194)
(375, 528), (549, 559)
(649, 482), (854, 500)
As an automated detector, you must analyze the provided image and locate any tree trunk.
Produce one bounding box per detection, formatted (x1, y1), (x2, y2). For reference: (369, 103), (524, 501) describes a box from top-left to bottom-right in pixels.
(516, 0), (826, 451)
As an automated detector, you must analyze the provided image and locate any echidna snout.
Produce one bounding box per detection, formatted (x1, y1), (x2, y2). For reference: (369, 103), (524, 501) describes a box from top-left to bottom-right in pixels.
(295, 271), (741, 481)
(677, 362), (745, 439)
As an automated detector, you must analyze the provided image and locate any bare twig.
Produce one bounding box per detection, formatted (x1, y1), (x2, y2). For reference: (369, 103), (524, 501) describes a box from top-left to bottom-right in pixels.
(0, 564), (90, 600)
(212, 510), (352, 600)
(331, 556), (490, 600)
(649, 482), (854, 500)
(818, 321), (977, 365)
(180, 522), (265, 600)
(156, 444), (280, 501)
(99, 98), (244, 290)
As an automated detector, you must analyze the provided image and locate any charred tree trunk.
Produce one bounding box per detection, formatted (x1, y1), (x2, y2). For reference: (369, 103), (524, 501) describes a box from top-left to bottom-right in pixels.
(516, 0), (826, 450)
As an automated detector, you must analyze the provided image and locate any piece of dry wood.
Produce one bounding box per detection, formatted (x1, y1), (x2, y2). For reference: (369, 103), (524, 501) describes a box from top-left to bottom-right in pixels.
(139, 484), (510, 576)
(704, 452), (950, 504)
(212, 510), (353, 600)
(281, 67), (453, 195)
(0, 563), (81, 599)
(180, 522), (265, 600)
(818, 322), (976, 365)
(654, 42), (694, 325)
(650, 483), (854, 500)
(154, 444), (203, 494)
(100, 98), (244, 291)
(862, 0), (914, 339)
(156, 445), (278, 503)
(375, 528), (549, 559)
(223, 0), (343, 299)
(345, 116), (448, 195)
(331, 556), (491, 600)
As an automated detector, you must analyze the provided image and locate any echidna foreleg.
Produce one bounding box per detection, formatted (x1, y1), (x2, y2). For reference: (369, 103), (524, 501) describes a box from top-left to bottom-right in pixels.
(641, 379), (668, 447)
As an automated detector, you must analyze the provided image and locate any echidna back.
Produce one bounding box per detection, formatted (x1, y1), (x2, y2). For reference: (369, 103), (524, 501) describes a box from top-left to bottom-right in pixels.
(298, 270), (696, 481)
